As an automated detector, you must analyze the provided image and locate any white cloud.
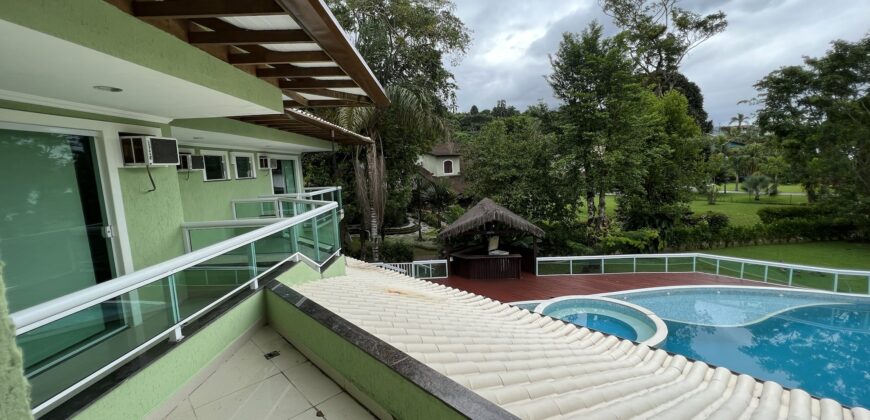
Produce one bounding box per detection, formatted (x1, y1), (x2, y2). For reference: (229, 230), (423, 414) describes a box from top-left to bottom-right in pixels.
(448, 0), (869, 124)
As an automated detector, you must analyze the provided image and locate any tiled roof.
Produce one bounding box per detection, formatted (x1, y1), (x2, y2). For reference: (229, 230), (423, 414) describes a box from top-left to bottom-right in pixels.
(293, 259), (869, 420)
(428, 142), (461, 156)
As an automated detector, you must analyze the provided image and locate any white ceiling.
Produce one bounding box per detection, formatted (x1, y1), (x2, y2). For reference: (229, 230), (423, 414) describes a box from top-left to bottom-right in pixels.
(0, 19), (278, 121)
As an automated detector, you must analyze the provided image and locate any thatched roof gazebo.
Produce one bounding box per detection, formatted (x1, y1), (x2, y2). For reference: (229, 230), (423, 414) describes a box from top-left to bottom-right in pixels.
(438, 198), (543, 279)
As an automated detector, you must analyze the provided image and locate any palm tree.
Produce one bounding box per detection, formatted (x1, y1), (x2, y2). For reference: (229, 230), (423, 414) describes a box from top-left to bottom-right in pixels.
(729, 113), (749, 133)
(338, 86), (445, 261)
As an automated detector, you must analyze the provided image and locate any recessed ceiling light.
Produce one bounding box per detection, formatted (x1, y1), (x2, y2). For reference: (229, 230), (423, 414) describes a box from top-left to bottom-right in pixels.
(93, 85), (123, 93)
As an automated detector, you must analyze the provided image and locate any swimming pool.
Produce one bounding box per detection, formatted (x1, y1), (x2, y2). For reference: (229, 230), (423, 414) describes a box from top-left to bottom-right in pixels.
(533, 296), (668, 346)
(607, 287), (870, 408)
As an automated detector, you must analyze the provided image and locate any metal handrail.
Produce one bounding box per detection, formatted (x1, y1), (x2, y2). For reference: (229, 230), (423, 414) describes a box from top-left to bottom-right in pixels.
(11, 202), (338, 335)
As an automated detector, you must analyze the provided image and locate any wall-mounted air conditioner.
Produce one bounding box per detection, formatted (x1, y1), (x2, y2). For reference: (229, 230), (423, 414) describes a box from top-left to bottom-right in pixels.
(178, 153), (205, 171)
(258, 153), (277, 170)
(120, 136), (180, 166)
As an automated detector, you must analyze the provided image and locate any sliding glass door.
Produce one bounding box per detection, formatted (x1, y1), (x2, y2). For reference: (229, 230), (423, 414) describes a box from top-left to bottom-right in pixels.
(0, 124), (118, 379)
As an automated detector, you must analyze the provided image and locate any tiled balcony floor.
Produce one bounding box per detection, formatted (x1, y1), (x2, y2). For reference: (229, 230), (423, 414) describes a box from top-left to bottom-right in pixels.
(160, 326), (375, 420)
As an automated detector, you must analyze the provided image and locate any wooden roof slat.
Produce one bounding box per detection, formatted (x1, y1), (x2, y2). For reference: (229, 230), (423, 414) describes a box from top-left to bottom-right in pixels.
(278, 78), (358, 90)
(257, 66), (345, 78)
(301, 89), (372, 103)
(189, 29), (311, 45)
(134, 0), (286, 19)
(228, 51), (331, 64)
(283, 99), (371, 108)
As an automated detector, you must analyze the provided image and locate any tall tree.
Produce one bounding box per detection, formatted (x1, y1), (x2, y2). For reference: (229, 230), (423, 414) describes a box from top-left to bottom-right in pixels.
(548, 22), (650, 233)
(338, 86), (445, 261)
(672, 72), (713, 133)
(328, 0), (471, 106)
(754, 35), (870, 205)
(464, 116), (574, 223)
(601, 0), (727, 96)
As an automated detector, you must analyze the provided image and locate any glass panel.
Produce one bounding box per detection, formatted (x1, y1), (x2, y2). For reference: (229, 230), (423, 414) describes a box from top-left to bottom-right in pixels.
(572, 259), (602, 274)
(19, 278), (175, 408)
(235, 156), (252, 179)
(635, 257), (666, 272)
(538, 260), (571, 275)
(837, 275), (869, 294)
(603, 258), (634, 273)
(173, 250), (251, 319)
(253, 228), (295, 269)
(282, 160), (298, 194)
(187, 226), (258, 251)
(316, 212), (337, 258)
(696, 257), (718, 274)
(742, 263), (766, 281)
(718, 260), (742, 277)
(667, 257), (694, 272)
(0, 127), (114, 311)
(234, 201), (277, 219)
(428, 263), (448, 278)
(767, 266), (790, 285)
(296, 218), (317, 261)
(792, 269), (835, 291)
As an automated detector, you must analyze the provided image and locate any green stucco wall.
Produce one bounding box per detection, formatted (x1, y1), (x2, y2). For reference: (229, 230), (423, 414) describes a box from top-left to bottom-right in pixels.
(0, 0), (281, 113)
(119, 167), (186, 269)
(320, 256), (347, 279)
(73, 292), (264, 420)
(177, 166), (273, 222)
(172, 118), (332, 151)
(276, 263), (323, 287)
(265, 290), (465, 420)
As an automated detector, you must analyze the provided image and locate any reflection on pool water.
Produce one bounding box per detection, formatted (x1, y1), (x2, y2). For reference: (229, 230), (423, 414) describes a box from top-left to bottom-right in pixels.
(608, 287), (870, 408)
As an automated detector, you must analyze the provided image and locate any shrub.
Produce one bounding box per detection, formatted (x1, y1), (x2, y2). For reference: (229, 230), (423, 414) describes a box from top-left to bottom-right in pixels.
(598, 229), (661, 254)
(756, 206), (828, 224)
(380, 240), (414, 262)
(443, 204), (465, 224)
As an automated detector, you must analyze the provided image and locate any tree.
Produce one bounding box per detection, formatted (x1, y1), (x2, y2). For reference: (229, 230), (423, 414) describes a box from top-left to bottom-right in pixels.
(463, 116), (574, 223)
(672, 72), (713, 133)
(742, 174), (772, 200)
(755, 35), (870, 206)
(491, 99), (520, 118)
(601, 0), (727, 96)
(328, 0), (471, 106)
(548, 22), (651, 233)
(729, 113), (749, 132)
(412, 173), (455, 239)
(617, 90), (703, 231)
(338, 86), (445, 261)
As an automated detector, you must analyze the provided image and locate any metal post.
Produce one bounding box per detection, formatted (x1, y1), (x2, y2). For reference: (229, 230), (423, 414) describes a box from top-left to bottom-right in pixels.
(740, 262), (745, 279)
(633, 257), (637, 273)
(600, 258), (604, 274)
(763, 265), (769, 283)
(716, 259), (720, 275)
(788, 268), (794, 286)
(248, 243), (259, 289)
(569, 260), (573, 275)
(312, 216), (321, 262)
(665, 257), (669, 273)
(331, 208), (340, 254)
(167, 274), (184, 342)
(833, 273), (839, 292)
(692, 256), (696, 272)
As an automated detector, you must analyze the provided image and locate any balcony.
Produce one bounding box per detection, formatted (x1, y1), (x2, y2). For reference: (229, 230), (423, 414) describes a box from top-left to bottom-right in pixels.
(11, 196), (342, 416)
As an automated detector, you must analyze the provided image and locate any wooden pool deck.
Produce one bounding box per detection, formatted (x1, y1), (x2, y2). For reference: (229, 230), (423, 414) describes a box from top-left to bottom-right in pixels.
(429, 272), (771, 303)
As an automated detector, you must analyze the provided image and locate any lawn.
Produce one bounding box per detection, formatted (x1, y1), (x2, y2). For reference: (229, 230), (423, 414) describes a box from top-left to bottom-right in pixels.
(705, 242), (870, 271)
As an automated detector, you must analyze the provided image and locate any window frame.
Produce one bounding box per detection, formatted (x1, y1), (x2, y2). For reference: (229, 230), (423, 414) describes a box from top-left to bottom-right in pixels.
(443, 159), (454, 175)
(201, 150), (229, 182)
(231, 152), (256, 180)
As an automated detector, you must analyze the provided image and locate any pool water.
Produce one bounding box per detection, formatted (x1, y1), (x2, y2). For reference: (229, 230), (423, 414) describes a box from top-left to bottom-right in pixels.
(563, 313), (638, 341)
(609, 287), (870, 408)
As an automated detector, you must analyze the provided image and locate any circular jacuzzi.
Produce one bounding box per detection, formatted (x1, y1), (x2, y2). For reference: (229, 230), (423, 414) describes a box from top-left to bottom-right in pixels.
(534, 296), (668, 346)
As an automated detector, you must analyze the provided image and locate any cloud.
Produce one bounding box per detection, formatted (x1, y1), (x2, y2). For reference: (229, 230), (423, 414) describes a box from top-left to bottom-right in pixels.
(448, 0), (869, 125)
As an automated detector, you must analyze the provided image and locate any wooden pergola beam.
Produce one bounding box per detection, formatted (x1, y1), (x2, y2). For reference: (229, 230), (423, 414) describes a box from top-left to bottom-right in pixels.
(278, 78), (358, 90)
(258, 66), (345, 78)
(189, 29), (310, 45)
(228, 51), (331, 65)
(300, 89), (372, 103)
(134, 0), (286, 19)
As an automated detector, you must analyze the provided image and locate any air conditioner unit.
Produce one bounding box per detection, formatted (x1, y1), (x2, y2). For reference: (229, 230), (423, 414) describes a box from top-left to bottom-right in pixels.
(120, 136), (180, 166)
(258, 153), (277, 170)
(177, 153), (205, 171)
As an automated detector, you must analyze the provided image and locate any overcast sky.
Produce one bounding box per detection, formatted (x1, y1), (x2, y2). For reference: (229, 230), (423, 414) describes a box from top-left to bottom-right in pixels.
(447, 0), (869, 126)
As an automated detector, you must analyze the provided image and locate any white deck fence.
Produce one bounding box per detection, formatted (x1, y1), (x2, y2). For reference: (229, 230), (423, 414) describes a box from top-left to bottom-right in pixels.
(373, 260), (449, 279)
(537, 253), (870, 295)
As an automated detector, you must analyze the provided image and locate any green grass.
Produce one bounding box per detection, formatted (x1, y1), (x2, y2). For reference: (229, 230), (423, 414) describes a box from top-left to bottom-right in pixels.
(776, 183), (804, 193)
(705, 242), (870, 271)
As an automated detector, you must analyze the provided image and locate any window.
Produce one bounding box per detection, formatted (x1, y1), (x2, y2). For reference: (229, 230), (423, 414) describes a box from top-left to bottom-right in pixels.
(202, 151), (228, 181)
(258, 154), (272, 170)
(232, 152), (255, 179)
(177, 148), (194, 171)
(443, 159), (454, 174)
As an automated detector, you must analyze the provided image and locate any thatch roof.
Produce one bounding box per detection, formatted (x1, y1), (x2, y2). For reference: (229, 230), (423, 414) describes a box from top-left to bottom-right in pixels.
(438, 198), (544, 241)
